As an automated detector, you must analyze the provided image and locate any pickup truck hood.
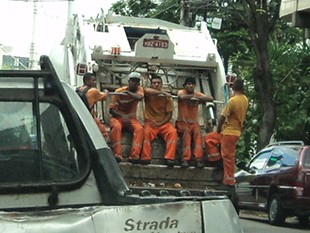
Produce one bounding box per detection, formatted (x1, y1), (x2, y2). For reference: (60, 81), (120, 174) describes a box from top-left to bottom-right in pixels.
(0, 199), (242, 233)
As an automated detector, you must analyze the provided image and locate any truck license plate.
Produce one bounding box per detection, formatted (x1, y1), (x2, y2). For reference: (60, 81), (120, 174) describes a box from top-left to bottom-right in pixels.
(143, 39), (169, 48)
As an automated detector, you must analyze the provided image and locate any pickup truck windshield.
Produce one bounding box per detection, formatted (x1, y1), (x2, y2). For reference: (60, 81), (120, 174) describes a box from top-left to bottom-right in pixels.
(0, 101), (84, 184)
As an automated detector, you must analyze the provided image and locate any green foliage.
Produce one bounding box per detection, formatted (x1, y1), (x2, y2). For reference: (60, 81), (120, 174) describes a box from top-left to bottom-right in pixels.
(111, 0), (158, 17)
(0, 64), (14, 70)
(262, 21), (310, 144)
(110, 0), (181, 23)
(231, 25), (310, 159)
(147, 0), (180, 24)
(271, 43), (310, 144)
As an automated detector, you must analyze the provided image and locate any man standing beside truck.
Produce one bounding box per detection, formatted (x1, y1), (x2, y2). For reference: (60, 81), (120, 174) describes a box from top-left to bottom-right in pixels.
(78, 72), (109, 140)
(141, 75), (178, 167)
(205, 79), (248, 190)
(176, 77), (213, 168)
(109, 72), (144, 163)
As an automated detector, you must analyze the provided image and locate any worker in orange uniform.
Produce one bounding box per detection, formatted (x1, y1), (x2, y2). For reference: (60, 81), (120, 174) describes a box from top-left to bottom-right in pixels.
(205, 73), (238, 163)
(204, 79), (248, 190)
(176, 77), (213, 169)
(109, 72), (144, 163)
(78, 72), (109, 140)
(140, 75), (178, 167)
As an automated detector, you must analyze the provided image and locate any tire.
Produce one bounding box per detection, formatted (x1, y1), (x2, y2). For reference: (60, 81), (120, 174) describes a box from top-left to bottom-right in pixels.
(298, 215), (309, 227)
(268, 194), (286, 226)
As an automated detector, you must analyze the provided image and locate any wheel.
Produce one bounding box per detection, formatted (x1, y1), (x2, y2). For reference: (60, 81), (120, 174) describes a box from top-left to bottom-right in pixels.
(298, 215), (309, 227)
(268, 194), (286, 226)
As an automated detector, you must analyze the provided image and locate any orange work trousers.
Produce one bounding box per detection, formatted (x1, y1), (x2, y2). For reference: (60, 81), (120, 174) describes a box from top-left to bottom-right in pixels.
(221, 134), (239, 185)
(176, 121), (203, 161)
(109, 117), (143, 159)
(204, 132), (221, 161)
(205, 132), (239, 185)
(94, 117), (108, 140)
(141, 121), (177, 161)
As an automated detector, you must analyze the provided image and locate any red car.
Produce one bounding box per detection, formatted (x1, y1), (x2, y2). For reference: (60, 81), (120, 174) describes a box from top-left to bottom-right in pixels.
(235, 141), (310, 226)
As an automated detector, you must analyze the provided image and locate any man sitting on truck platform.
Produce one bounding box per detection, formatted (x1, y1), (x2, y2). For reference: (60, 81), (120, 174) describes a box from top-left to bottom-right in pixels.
(109, 72), (144, 163)
(78, 72), (109, 140)
(140, 74), (178, 167)
(176, 77), (213, 168)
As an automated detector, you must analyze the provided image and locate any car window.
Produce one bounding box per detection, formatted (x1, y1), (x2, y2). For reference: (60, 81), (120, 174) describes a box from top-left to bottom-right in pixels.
(0, 101), (87, 184)
(249, 151), (272, 170)
(266, 147), (299, 169)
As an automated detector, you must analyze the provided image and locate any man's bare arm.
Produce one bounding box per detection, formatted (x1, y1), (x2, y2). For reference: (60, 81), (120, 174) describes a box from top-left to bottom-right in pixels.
(144, 87), (171, 97)
(122, 90), (143, 101)
(216, 115), (226, 133)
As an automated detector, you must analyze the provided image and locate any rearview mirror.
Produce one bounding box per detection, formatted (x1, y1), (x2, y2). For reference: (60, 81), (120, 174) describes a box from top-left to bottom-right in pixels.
(236, 161), (247, 170)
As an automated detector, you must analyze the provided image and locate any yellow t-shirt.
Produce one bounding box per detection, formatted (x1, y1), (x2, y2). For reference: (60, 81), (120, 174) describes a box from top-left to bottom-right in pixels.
(221, 94), (248, 136)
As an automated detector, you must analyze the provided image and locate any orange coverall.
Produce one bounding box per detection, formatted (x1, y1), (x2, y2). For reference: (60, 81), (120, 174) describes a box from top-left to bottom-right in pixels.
(82, 87), (109, 140)
(109, 86), (144, 160)
(141, 94), (177, 161)
(205, 94), (248, 185)
(176, 90), (205, 161)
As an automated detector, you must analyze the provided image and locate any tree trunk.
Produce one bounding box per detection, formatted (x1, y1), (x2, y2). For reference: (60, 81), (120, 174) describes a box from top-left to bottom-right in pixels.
(242, 0), (280, 151)
(253, 65), (276, 151)
(253, 18), (276, 150)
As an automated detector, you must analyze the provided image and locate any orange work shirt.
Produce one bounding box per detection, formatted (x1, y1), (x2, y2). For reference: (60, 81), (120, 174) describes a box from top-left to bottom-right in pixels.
(109, 86), (144, 118)
(221, 94), (248, 136)
(177, 90), (205, 123)
(144, 94), (174, 122)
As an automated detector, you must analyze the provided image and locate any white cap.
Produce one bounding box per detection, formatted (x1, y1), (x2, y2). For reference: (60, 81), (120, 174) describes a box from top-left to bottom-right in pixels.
(128, 72), (141, 80)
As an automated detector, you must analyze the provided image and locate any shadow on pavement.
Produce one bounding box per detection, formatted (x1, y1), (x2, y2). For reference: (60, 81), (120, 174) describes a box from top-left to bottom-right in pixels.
(239, 210), (310, 230)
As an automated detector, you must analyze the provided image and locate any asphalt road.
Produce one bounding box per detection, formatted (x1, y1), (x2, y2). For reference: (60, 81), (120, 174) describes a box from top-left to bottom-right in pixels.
(239, 210), (310, 233)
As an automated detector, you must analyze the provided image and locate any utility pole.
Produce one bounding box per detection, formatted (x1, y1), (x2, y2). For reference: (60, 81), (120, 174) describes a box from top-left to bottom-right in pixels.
(180, 0), (191, 26)
(29, 0), (38, 69)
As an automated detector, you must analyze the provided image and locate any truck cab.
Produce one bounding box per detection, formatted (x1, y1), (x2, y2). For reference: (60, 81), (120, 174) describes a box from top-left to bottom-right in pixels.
(0, 55), (243, 232)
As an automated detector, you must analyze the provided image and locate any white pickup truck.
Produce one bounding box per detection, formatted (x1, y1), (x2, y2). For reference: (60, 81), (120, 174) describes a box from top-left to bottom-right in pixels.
(0, 55), (243, 232)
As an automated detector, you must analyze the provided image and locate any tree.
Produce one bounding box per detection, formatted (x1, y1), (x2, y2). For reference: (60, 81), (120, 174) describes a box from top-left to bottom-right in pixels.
(110, 0), (180, 23)
(110, 0), (158, 17)
(271, 42), (310, 144)
(244, 1), (280, 150)
(214, 0), (280, 151)
(217, 1), (310, 151)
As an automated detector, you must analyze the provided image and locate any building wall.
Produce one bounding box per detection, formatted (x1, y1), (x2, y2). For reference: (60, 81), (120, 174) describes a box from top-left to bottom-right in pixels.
(2, 55), (29, 69)
(280, 0), (310, 28)
(0, 45), (29, 69)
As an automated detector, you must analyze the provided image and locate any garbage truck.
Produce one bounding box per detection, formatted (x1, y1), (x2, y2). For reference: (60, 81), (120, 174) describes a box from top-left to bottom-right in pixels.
(49, 11), (231, 191)
(0, 55), (243, 232)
